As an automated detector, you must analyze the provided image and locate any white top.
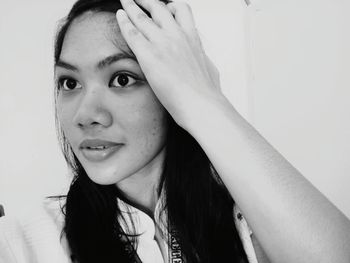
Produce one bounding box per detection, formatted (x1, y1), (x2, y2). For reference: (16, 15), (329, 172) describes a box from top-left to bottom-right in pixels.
(0, 198), (258, 263)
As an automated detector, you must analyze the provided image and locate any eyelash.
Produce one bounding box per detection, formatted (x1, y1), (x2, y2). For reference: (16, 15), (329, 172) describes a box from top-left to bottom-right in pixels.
(57, 77), (81, 91)
(109, 72), (140, 88)
(57, 72), (141, 91)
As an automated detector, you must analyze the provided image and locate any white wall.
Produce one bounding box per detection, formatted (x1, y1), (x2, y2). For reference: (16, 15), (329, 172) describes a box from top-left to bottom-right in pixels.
(0, 0), (349, 218)
(0, 0), (74, 215)
(246, 0), (350, 217)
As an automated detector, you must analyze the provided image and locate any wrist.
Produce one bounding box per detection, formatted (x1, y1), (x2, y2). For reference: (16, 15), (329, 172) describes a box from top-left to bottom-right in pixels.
(180, 92), (236, 133)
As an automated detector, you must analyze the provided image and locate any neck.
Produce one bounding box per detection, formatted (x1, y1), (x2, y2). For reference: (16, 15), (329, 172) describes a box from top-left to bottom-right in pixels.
(117, 146), (166, 218)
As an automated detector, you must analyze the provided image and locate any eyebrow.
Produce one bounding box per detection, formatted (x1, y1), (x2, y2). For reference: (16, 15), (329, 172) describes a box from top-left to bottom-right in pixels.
(55, 53), (137, 72)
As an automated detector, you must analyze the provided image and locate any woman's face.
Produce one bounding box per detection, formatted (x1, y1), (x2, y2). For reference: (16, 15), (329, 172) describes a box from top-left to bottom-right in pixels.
(55, 11), (167, 186)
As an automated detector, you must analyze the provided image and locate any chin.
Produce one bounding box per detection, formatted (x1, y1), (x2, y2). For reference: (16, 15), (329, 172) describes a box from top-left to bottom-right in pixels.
(83, 166), (127, 186)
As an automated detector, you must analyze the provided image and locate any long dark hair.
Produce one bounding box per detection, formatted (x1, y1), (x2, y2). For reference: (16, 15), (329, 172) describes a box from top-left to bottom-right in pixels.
(53, 0), (249, 262)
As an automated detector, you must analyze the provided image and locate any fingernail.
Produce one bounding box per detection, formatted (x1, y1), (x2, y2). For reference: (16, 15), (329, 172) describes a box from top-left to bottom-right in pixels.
(116, 9), (127, 19)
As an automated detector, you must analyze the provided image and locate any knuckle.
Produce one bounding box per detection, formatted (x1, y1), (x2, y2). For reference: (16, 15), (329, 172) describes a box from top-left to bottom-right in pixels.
(136, 0), (153, 12)
(119, 18), (130, 26)
(157, 0), (167, 7)
(150, 47), (166, 61)
(173, 26), (187, 38)
(168, 39), (183, 54)
(153, 40), (178, 58)
(136, 12), (149, 20)
(172, 31), (187, 44)
(128, 28), (140, 36)
(124, 0), (135, 8)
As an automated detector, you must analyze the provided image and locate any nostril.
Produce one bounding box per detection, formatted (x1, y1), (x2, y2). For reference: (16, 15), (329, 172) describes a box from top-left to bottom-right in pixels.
(74, 106), (113, 128)
(78, 121), (100, 128)
(78, 121), (102, 128)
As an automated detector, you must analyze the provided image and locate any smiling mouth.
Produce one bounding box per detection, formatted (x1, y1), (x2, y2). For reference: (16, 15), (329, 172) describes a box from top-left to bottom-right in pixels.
(80, 144), (124, 162)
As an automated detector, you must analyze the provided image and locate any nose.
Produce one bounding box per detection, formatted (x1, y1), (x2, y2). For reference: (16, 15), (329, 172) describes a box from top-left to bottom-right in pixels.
(73, 89), (113, 130)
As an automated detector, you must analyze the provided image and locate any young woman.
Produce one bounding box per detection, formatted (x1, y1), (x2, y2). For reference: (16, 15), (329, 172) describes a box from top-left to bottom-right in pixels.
(1, 0), (350, 262)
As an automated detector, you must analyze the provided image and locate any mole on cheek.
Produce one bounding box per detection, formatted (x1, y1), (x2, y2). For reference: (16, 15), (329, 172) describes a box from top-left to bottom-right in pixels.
(151, 117), (160, 137)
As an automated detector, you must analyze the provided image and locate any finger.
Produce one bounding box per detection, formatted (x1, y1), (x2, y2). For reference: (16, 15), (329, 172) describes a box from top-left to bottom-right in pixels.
(166, 3), (220, 90)
(116, 9), (151, 56)
(166, 1), (196, 36)
(166, 1), (204, 54)
(119, 0), (161, 40)
(133, 0), (178, 30)
(166, 2), (209, 71)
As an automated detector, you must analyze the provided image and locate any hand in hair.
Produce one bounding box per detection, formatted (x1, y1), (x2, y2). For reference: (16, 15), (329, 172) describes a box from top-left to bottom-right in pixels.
(118, 1), (350, 263)
(116, 0), (223, 129)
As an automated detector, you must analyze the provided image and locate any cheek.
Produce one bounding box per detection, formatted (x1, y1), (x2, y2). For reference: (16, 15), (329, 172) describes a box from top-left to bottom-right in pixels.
(56, 98), (66, 128)
(56, 97), (75, 141)
(124, 93), (168, 149)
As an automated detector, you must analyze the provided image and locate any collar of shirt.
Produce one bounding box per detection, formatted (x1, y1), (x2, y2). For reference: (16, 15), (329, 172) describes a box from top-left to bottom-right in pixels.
(117, 190), (169, 263)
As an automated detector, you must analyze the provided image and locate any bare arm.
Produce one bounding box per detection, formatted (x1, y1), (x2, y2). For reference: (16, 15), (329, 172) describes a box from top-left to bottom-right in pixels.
(115, 0), (350, 261)
(185, 95), (350, 263)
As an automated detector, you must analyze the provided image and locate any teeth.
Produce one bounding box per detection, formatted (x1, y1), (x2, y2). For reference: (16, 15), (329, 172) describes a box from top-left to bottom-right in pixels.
(87, 146), (108, 150)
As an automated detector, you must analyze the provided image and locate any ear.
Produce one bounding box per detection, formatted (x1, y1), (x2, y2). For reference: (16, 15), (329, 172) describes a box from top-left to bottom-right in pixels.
(0, 204), (5, 217)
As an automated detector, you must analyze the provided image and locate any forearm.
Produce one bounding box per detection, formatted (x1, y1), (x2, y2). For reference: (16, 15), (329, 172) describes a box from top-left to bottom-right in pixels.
(185, 95), (350, 263)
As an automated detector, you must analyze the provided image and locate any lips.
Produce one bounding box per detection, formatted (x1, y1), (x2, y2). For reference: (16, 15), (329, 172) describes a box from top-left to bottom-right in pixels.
(79, 139), (124, 162)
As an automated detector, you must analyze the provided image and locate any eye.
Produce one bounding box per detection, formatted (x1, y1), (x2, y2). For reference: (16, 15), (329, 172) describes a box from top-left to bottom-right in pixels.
(110, 73), (138, 88)
(58, 78), (82, 91)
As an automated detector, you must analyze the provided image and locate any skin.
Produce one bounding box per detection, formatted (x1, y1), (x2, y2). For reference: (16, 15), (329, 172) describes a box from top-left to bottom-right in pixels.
(52, 0), (350, 261)
(55, 11), (168, 215)
(114, 0), (350, 262)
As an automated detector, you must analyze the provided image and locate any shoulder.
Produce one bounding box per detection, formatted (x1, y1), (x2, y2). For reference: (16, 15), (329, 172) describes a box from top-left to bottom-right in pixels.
(0, 198), (71, 263)
(0, 216), (17, 262)
(0, 197), (66, 241)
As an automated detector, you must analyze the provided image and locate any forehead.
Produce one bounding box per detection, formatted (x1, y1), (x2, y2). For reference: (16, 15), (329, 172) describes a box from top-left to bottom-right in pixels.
(60, 11), (132, 61)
